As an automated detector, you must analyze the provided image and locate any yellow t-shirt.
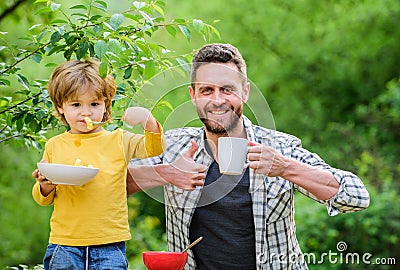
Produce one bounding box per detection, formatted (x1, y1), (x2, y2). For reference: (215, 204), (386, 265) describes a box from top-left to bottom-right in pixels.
(32, 128), (164, 246)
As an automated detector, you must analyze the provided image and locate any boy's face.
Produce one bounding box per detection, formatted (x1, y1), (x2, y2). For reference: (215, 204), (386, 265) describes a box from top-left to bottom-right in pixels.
(57, 87), (106, 134)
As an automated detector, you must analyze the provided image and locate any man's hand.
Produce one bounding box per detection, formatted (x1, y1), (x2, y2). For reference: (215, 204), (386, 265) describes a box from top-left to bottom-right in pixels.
(155, 139), (206, 190)
(127, 139), (206, 195)
(247, 141), (290, 177)
(247, 141), (340, 200)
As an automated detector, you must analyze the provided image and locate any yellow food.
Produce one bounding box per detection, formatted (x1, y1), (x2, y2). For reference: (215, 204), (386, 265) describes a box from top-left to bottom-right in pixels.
(74, 158), (82, 166)
(84, 117), (94, 130)
(74, 158), (93, 168)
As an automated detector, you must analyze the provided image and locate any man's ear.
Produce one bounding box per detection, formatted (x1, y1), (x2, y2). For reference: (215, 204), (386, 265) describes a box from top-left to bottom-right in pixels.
(242, 82), (250, 103)
(189, 85), (196, 105)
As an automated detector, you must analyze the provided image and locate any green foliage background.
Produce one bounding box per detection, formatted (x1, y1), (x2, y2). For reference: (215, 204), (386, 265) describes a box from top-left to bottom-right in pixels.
(1, 0), (399, 269)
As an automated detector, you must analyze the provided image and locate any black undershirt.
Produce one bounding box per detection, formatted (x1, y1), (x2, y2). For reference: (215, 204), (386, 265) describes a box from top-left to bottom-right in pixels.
(189, 160), (256, 270)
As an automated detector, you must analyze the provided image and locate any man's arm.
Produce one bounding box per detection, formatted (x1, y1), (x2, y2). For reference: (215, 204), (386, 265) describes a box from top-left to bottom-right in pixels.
(247, 141), (369, 210)
(127, 140), (206, 195)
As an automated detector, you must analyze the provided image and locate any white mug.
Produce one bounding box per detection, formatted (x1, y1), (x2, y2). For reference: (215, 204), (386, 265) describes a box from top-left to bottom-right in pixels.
(218, 137), (249, 175)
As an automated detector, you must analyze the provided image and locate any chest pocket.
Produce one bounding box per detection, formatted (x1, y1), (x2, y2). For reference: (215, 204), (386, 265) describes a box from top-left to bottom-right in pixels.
(265, 178), (293, 223)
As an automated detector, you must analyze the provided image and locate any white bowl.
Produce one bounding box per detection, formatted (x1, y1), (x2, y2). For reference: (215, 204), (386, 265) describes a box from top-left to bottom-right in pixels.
(37, 163), (99, 186)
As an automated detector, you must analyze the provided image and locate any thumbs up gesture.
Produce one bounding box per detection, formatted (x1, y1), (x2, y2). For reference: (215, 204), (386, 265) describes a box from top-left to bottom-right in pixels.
(158, 139), (206, 190)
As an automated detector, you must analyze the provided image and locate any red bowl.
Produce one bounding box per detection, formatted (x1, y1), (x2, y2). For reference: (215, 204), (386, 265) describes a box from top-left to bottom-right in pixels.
(142, 251), (188, 270)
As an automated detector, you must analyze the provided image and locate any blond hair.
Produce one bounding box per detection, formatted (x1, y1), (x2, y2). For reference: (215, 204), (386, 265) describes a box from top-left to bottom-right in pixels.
(47, 59), (116, 125)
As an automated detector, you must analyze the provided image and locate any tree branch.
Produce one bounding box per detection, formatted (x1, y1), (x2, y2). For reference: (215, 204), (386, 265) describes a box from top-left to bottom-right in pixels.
(0, 92), (42, 115)
(0, 0), (29, 23)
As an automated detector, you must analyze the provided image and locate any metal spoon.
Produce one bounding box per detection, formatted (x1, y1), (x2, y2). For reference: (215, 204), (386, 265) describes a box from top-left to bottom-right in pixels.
(84, 117), (110, 129)
(182, 237), (203, 253)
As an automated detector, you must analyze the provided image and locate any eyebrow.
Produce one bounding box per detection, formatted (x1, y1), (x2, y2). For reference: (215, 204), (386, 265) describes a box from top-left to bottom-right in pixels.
(197, 83), (236, 90)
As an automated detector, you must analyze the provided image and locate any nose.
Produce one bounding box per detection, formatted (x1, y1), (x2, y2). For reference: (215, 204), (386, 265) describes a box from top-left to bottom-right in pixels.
(212, 90), (226, 104)
(81, 105), (92, 116)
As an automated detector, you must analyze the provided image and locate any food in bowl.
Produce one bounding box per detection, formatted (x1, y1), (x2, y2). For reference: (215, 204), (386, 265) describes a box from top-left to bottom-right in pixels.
(74, 158), (93, 168)
(37, 162), (99, 186)
(142, 251), (188, 270)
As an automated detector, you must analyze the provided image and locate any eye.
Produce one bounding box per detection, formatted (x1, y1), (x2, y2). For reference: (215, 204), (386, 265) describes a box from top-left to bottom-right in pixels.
(199, 87), (213, 95)
(222, 86), (234, 94)
(71, 102), (81, 107)
(91, 102), (100, 106)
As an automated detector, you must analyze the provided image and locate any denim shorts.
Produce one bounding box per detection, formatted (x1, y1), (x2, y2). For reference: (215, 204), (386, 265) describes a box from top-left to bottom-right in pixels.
(43, 242), (128, 270)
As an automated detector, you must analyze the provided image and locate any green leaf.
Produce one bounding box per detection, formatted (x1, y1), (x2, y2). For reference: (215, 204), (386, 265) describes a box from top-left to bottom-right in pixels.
(50, 3), (61, 11)
(156, 100), (174, 112)
(123, 66), (133, 79)
(152, 3), (164, 16)
(113, 94), (126, 101)
(34, 0), (48, 3)
(49, 19), (68, 25)
(176, 57), (191, 73)
(144, 60), (156, 79)
(124, 13), (140, 22)
(0, 79), (10, 86)
(46, 44), (67, 56)
(93, 0), (108, 11)
(25, 114), (35, 124)
(193, 19), (204, 32)
(70, 4), (88, 10)
(90, 15), (103, 22)
(99, 61), (108, 77)
(165, 25), (176, 37)
(16, 74), (30, 90)
(139, 11), (153, 25)
(16, 117), (24, 131)
(178, 25), (191, 41)
(71, 12), (88, 19)
(208, 25), (221, 40)
(36, 109), (47, 120)
(108, 39), (121, 54)
(76, 41), (89, 59)
(30, 53), (42, 63)
(0, 97), (12, 104)
(28, 24), (43, 31)
(109, 13), (125, 30)
(64, 49), (73, 60)
(45, 63), (58, 67)
(50, 31), (61, 44)
(94, 40), (107, 59)
(65, 34), (78, 45)
(133, 1), (146, 10)
(35, 7), (52, 15)
(173, 18), (186, 23)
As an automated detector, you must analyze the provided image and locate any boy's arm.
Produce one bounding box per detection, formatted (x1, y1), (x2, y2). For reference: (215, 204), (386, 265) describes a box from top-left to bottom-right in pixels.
(123, 107), (165, 157)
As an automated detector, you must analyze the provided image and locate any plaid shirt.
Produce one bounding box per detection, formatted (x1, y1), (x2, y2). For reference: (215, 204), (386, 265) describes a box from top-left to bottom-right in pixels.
(130, 116), (369, 270)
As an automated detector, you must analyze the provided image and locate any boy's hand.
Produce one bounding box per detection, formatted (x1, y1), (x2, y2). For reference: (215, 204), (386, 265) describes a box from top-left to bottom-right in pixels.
(32, 160), (56, 196)
(123, 107), (160, 133)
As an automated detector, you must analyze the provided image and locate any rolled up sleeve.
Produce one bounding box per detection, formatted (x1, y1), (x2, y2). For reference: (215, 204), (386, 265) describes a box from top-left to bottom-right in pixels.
(326, 169), (370, 216)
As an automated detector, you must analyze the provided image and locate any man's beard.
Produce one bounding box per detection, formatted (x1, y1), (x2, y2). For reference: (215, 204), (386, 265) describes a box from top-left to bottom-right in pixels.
(197, 105), (242, 135)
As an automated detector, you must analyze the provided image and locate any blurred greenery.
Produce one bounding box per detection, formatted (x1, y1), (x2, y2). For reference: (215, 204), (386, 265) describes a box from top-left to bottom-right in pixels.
(1, 0), (399, 269)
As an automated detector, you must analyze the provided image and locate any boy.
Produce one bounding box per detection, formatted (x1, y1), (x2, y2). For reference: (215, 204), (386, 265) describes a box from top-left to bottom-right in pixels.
(32, 59), (164, 269)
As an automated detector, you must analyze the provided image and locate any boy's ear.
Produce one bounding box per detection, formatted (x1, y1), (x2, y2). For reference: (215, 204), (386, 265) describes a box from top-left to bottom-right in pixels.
(57, 107), (64, 114)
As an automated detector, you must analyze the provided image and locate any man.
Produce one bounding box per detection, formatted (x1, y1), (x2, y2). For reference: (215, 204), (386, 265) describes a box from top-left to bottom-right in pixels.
(127, 43), (370, 269)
